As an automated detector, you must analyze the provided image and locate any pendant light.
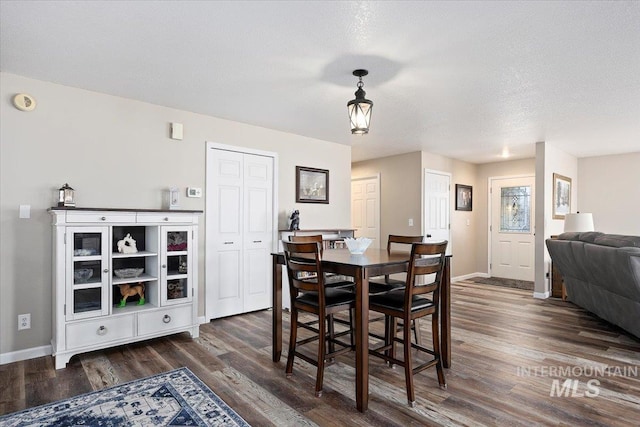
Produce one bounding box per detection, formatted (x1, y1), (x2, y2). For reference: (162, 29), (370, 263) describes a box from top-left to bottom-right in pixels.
(347, 69), (373, 134)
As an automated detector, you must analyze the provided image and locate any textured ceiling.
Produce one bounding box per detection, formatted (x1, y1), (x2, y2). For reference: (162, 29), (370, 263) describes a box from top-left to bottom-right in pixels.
(1, 1), (639, 163)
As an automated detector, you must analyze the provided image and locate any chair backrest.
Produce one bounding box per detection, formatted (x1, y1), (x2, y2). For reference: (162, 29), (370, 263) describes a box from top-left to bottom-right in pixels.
(289, 234), (324, 252)
(282, 241), (325, 296)
(405, 241), (448, 304)
(387, 235), (424, 253)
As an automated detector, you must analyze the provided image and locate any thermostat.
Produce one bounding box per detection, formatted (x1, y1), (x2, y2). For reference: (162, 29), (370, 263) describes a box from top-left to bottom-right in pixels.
(187, 187), (202, 198)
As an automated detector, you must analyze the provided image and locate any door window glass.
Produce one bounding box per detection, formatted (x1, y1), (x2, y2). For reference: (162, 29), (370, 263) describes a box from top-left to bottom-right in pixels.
(500, 186), (531, 233)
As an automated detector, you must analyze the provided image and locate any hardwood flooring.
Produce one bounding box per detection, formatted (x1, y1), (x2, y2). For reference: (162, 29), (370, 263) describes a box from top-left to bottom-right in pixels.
(2, 280), (639, 426)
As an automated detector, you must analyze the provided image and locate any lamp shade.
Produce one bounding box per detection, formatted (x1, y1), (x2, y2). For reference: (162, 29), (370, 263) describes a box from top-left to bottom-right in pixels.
(564, 213), (594, 232)
(347, 69), (373, 134)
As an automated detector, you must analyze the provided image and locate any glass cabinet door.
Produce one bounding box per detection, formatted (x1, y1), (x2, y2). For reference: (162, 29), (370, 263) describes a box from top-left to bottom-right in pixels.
(66, 227), (110, 320)
(160, 227), (192, 305)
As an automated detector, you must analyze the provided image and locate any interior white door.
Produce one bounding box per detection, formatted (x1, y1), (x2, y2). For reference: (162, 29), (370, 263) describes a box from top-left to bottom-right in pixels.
(206, 147), (274, 320)
(243, 154), (273, 312)
(490, 176), (535, 281)
(423, 170), (451, 253)
(208, 149), (244, 318)
(351, 175), (380, 248)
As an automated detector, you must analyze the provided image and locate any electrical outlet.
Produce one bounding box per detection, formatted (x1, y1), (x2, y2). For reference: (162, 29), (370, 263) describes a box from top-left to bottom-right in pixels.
(18, 313), (30, 330)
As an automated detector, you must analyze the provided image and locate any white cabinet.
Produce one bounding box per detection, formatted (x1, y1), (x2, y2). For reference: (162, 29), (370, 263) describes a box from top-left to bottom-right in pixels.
(50, 208), (201, 369)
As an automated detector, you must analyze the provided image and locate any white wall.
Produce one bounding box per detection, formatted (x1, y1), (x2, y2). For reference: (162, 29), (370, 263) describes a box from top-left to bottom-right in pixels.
(0, 72), (352, 359)
(578, 152), (640, 235)
(535, 142), (578, 296)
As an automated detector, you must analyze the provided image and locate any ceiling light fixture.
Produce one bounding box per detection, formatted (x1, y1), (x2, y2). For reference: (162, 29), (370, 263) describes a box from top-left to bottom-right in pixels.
(347, 69), (373, 134)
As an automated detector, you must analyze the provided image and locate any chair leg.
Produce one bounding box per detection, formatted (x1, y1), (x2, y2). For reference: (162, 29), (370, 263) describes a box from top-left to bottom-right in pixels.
(404, 316), (416, 406)
(388, 316), (397, 365)
(286, 308), (298, 377)
(432, 312), (446, 389)
(316, 312), (326, 397)
(412, 318), (422, 345)
(327, 314), (336, 359)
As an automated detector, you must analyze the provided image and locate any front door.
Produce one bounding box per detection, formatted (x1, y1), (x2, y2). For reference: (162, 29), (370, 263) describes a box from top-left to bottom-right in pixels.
(490, 176), (535, 281)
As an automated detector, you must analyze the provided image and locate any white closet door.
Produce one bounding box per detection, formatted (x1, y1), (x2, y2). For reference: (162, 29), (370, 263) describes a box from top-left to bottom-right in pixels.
(208, 149), (244, 318)
(243, 154), (273, 312)
(206, 147), (275, 320)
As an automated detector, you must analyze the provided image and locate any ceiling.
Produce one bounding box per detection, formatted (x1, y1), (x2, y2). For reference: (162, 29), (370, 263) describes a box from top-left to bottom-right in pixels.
(1, 1), (639, 163)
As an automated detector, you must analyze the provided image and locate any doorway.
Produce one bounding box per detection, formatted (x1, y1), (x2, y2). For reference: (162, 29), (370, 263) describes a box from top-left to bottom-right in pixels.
(205, 142), (278, 321)
(423, 169), (451, 253)
(351, 175), (381, 248)
(489, 175), (535, 281)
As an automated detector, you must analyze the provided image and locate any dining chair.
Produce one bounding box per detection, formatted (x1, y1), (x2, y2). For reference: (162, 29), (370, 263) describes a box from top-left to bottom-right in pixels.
(288, 235), (355, 348)
(368, 241), (448, 407)
(369, 235), (424, 344)
(282, 241), (355, 397)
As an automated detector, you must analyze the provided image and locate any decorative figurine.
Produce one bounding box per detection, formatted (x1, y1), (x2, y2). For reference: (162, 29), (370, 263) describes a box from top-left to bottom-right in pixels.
(289, 210), (300, 231)
(117, 233), (138, 254)
(117, 283), (145, 307)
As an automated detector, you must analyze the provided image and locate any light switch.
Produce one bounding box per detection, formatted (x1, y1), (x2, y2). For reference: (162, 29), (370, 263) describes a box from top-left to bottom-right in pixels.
(408, 218), (414, 226)
(187, 187), (202, 198)
(466, 219), (470, 226)
(19, 205), (31, 219)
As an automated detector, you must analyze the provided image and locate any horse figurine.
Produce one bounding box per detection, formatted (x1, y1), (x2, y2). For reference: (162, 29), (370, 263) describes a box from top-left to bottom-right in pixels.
(117, 233), (138, 254)
(117, 283), (145, 307)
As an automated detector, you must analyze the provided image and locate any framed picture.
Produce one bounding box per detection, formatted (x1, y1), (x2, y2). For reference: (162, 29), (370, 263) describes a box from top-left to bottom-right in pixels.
(455, 184), (472, 211)
(296, 166), (329, 204)
(552, 173), (571, 219)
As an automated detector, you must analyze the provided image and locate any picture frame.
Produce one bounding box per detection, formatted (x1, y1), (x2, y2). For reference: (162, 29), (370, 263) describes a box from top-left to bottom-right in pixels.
(552, 173), (571, 219)
(296, 166), (329, 204)
(455, 184), (472, 211)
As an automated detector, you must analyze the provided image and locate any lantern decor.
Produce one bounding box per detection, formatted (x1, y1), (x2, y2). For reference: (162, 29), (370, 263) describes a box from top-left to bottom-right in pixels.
(347, 69), (373, 134)
(57, 183), (75, 207)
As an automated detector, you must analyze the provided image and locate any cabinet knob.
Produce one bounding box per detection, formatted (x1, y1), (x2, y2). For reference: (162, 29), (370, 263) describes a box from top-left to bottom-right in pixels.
(97, 326), (107, 335)
(100, 216), (106, 221)
(103, 269), (109, 273)
(224, 241), (233, 245)
(164, 217), (169, 221)
(162, 264), (167, 269)
(163, 315), (171, 324)
(253, 240), (262, 243)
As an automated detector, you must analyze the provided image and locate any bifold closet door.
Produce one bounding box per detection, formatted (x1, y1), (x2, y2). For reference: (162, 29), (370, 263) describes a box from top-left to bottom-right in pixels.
(207, 148), (273, 319)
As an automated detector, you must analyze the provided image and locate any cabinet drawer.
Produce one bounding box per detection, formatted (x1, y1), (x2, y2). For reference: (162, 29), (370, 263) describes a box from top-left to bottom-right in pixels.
(66, 315), (134, 349)
(66, 212), (135, 223)
(137, 305), (193, 336)
(136, 213), (196, 224)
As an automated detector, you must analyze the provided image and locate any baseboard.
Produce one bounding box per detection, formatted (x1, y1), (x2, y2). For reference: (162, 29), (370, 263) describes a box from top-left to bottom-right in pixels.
(452, 272), (489, 283)
(533, 291), (550, 299)
(0, 345), (52, 365)
(198, 316), (207, 325)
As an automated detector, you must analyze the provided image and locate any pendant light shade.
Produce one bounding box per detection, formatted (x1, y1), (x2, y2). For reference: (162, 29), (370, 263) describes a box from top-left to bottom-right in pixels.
(347, 69), (373, 134)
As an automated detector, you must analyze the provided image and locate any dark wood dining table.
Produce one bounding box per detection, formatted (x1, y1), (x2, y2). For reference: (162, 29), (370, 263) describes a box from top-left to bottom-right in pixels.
(271, 248), (452, 412)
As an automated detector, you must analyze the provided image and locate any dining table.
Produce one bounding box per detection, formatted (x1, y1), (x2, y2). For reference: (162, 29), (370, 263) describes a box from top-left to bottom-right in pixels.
(271, 248), (452, 412)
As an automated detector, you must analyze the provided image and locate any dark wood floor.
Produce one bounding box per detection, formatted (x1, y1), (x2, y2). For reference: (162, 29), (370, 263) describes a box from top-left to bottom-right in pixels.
(2, 280), (639, 426)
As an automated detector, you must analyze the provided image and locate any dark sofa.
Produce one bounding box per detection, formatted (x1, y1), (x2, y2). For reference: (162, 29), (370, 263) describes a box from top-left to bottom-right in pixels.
(546, 232), (640, 339)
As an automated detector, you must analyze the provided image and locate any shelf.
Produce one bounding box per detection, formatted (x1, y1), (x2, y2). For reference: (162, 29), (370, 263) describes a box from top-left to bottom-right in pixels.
(112, 251), (157, 258)
(73, 255), (102, 262)
(167, 273), (188, 280)
(73, 281), (102, 290)
(111, 302), (158, 314)
(166, 250), (188, 256)
(112, 273), (156, 285)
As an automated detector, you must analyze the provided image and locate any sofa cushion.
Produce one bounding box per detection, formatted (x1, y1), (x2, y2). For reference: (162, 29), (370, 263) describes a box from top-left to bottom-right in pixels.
(558, 232), (603, 243)
(593, 234), (640, 248)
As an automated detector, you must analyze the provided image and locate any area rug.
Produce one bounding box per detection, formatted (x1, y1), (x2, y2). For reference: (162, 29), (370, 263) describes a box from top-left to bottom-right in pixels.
(0, 367), (250, 427)
(466, 276), (534, 291)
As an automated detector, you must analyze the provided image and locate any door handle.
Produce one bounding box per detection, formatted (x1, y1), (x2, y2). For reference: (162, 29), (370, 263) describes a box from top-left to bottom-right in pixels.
(426, 234), (432, 238)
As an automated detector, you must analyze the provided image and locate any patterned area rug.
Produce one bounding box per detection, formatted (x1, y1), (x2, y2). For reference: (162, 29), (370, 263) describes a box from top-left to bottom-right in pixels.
(0, 367), (250, 427)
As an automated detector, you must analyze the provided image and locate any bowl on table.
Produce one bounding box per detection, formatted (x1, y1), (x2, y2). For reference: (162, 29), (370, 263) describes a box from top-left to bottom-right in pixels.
(343, 237), (373, 255)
